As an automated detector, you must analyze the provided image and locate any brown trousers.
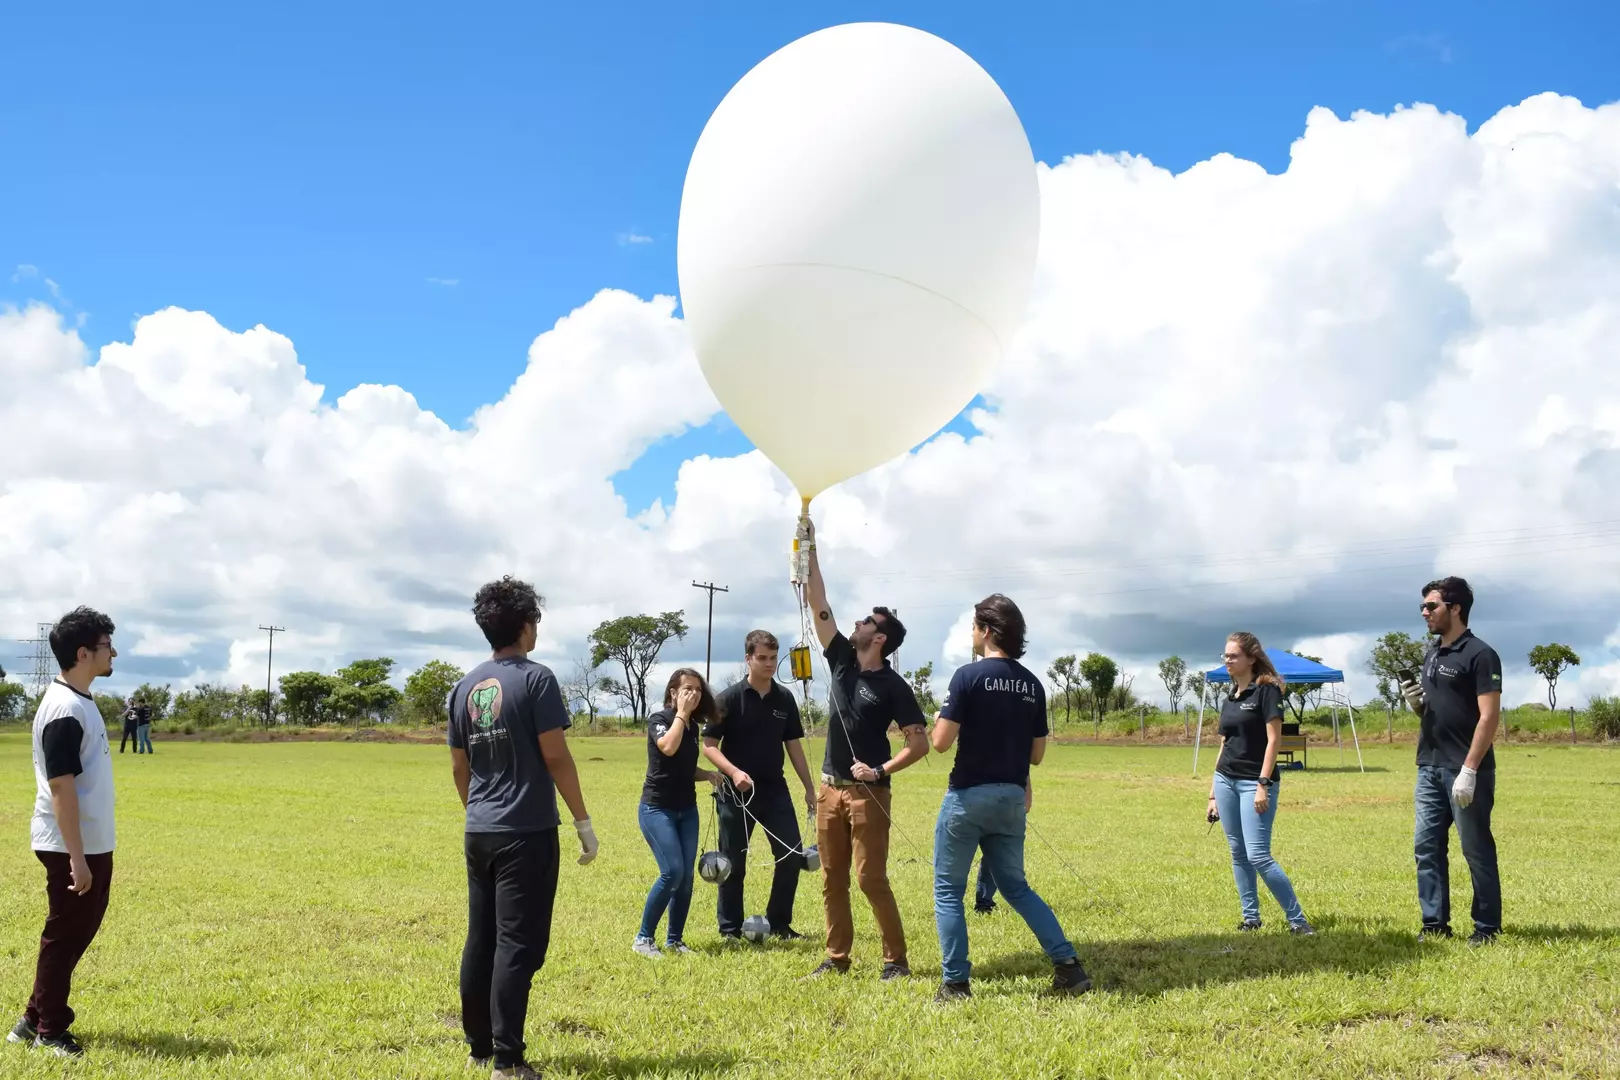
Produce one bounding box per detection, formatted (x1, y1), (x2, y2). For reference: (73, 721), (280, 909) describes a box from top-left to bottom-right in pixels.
(817, 781), (906, 967)
(27, 851), (114, 1038)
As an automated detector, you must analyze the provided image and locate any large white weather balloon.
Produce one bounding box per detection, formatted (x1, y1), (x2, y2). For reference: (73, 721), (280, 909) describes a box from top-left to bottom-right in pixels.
(677, 22), (1039, 500)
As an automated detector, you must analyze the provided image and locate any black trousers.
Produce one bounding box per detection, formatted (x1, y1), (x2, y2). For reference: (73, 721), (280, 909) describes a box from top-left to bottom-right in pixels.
(119, 726), (137, 752)
(460, 829), (559, 1069)
(27, 851), (114, 1038)
(716, 781), (803, 935)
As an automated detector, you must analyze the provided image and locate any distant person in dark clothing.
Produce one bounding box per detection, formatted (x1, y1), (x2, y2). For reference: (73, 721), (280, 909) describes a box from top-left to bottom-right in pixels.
(447, 576), (596, 1080)
(118, 698), (138, 754)
(10, 606), (119, 1058)
(703, 630), (819, 942)
(1405, 576), (1503, 946)
(134, 702), (153, 755)
(633, 669), (723, 958)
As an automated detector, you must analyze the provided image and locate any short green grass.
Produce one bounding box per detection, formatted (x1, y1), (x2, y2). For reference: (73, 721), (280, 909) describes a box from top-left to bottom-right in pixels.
(0, 735), (1616, 1079)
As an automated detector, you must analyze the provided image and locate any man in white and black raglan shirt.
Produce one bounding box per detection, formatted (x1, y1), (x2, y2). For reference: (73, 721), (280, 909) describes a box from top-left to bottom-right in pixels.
(448, 577), (597, 1080)
(9, 607), (119, 1058)
(1403, 576), (1504, 946)
(929, 595), (1090, 1002)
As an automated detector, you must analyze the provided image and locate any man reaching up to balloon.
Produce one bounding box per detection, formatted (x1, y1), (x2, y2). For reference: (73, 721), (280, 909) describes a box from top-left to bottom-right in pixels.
(801, 517), (929, 981)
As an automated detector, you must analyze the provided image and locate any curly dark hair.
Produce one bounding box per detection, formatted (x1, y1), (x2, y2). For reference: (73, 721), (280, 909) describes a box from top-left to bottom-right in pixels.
(50, 606), (116, 671)
(472, 577), (545, 650)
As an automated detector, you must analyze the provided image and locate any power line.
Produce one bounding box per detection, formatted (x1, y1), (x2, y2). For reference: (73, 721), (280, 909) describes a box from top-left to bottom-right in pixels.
(690, 583), (728, 684)
(258, 625), (285, 726)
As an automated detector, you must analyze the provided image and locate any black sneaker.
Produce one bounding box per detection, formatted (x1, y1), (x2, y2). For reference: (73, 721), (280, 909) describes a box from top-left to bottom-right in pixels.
(1237, 919), (1263, 932)
(936, 981), (972, 1002)
(973, 901), (997, 915)
(7, 1017), (37, 1045)
(1467, 929), (1499, 948)
(804, 958), (848, 979)
(771, 927), (806, 941)
(879, 962), (911, 981)
(34, 1032), (84, 1057)
(1289, 921), (1317, 936)
(1052, 959), (1093, 995)
(718, 931), (744, 944)
(1418, 924), (1454, 941)
(469, 1053), (493, 1069)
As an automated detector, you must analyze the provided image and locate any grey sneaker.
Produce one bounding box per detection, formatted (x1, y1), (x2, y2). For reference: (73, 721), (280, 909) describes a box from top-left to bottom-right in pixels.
(7, 1017), (37, 1045)
(34, 1032), (84, 1057)
(492, 1064), (542, 1080)
(666, 941), (695, 956)
(879, 962), (911, 981)
(936, 981), (972, 1002)
(1237, 919), (1263, 932)
(1290, 921), (1316, 936)
(631, 936), (662, 959)
(804, 958), (848, 979)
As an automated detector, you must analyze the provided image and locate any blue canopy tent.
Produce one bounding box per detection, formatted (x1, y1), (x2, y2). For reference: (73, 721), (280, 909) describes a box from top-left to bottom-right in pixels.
(1192, 649), (1364, 774)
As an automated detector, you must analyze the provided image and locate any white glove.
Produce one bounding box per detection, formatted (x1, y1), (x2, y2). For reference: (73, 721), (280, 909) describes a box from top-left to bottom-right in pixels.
(574, 817), (599, 865)
(1452, 767), (1477, 810)
(1400, 682), (1425, 713)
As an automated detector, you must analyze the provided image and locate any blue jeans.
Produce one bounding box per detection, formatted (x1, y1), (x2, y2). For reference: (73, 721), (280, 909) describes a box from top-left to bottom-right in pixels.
(974, 853), (998, 908)
(1213, 773), (1306, 927)
(933, 784), (1077, 984)
(1414, 765), (1500, 934)
(136, 724), (153, 754)
(637, 802), (699, 945)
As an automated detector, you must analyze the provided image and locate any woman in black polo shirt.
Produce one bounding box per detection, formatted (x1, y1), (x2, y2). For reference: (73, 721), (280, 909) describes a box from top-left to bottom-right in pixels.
(1206, 633), (1313, 934)
(634, 668), (723, 958)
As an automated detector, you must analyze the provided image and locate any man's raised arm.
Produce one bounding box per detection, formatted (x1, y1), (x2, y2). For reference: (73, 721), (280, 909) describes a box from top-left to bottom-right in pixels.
(806, 518), (837, 649)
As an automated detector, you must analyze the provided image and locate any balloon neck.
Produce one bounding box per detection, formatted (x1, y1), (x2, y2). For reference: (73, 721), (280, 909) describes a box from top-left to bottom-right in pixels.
(799, 496), (811, 517)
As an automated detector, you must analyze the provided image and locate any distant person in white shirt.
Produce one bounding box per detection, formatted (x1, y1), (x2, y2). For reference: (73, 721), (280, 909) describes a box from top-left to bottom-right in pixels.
(8, 607), (119, 1058)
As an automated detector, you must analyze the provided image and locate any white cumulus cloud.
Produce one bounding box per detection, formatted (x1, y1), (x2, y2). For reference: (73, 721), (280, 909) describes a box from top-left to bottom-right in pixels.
(3, 93), (1619, 714)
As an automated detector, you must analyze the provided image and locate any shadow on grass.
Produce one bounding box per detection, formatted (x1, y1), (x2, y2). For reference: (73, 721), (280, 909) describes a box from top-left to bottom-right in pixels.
(971, 922), (1429, 997)
(1507, 923), (1620, 944)
(1293, 765), (1393, 774)
(90, 1031), (274, 1059)
(543, 1050), (743, 1077)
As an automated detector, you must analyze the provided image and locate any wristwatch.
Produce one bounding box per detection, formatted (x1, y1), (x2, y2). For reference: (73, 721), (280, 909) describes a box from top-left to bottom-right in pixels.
(874, 764), (887, 780)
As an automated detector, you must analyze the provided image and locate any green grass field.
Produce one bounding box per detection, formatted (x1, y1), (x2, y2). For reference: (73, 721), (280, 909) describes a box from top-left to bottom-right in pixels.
(1, 734), (1617, 1079)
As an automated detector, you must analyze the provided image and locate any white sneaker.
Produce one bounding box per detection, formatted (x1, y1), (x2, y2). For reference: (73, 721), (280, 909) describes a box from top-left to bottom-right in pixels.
(632, 937), (662, 959)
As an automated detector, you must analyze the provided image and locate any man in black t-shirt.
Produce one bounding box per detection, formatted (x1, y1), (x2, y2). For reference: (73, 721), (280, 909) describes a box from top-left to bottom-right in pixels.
(446, 577), (596, 1080)
(929, 594), (1090, 1001)
(800, 517), (928, 979)
(702, 630), (818, 941)
(1404, 576), (1504, 945)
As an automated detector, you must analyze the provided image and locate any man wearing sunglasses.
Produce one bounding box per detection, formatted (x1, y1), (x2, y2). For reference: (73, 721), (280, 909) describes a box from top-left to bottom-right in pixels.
(800, 517), (929, 980)
(1404, 576), (1503, 946)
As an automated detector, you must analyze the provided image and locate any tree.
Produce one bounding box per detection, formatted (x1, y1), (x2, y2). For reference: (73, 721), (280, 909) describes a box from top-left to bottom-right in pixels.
(1078, 652), (1118, 731)
(0, 680), (28, 722)
(94, 693), (126, 727)
(404, 660), (464, 725)
(1528, 644), (1580, 713)
(1282, 653), (1327, 724)
(904, 662), (938, 716)
(133, 682), (173, 721)
(1047, 655), (1079, 726)
(1187, 670), (1207, 706)
(334, 657), (402, 723)
(1158, 656), (1188, 714)
(588, 612), (689, 721)
(1367, 632), (1428, 711)
(280, 671), (339, 726)
(561, 658), (607, 725)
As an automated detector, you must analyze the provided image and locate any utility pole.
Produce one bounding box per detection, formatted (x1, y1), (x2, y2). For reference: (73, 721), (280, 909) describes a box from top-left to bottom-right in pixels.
(690, 582), (729, 684)
(258, 625), (284, 727)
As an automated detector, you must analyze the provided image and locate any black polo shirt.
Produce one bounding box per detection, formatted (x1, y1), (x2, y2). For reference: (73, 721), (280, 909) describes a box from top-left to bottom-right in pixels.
(704, 679), (804, 786)
(821, 632), (926, 786)
(1418, 629), (1502, 773)
(1216, 681), (1285, 781)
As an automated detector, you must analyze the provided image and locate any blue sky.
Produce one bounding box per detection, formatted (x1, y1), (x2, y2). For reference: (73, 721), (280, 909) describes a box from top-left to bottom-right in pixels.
(5, 0), (1617, 512)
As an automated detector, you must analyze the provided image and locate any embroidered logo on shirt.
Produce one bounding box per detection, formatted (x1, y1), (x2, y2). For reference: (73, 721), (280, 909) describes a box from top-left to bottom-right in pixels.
(857, 684), (881, 705)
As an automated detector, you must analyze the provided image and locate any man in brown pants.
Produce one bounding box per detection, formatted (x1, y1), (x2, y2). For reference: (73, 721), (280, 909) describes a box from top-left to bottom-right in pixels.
(801, 517), (928, 979)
